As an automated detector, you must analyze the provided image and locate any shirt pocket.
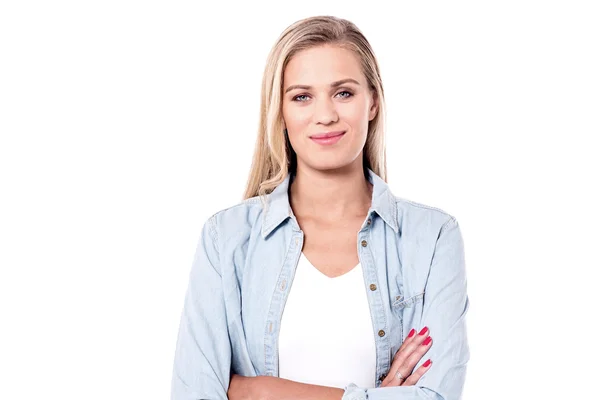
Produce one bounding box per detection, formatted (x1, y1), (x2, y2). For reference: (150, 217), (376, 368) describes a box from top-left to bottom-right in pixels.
(391, 291), (425, 338)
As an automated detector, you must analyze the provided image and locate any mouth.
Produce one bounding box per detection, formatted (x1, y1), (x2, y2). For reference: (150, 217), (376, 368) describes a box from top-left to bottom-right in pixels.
(309, 131), (346, 145)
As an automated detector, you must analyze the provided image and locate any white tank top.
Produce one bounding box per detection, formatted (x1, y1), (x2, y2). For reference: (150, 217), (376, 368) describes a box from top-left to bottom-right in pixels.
(278, 252), (377, 389)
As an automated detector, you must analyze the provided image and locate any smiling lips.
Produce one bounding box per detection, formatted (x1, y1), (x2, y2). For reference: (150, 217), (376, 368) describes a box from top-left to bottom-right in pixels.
(309, 131), (346, 145)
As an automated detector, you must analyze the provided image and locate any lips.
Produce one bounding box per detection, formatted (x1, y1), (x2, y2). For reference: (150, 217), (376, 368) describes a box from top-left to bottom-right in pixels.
(309, 131), (346, 145)
(310, 131), (346, 139)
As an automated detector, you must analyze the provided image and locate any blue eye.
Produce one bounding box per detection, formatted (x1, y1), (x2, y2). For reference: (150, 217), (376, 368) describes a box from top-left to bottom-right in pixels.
(291, 91), (354, 102)
(293, 94), (310, 102)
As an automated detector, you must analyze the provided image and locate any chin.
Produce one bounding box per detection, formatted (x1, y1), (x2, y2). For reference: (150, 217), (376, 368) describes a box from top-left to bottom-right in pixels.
(303, 156), (358, 173)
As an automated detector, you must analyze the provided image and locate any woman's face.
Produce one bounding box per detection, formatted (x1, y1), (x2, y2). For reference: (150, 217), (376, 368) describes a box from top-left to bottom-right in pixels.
(282, 45), (378, 173)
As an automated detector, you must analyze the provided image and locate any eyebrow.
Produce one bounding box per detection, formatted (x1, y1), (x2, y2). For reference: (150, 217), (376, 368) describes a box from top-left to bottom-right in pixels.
(284, 78), (361, 94)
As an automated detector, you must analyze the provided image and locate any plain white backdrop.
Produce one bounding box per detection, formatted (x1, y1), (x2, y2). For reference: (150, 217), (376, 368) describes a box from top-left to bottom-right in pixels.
(1, 1), (599, 399)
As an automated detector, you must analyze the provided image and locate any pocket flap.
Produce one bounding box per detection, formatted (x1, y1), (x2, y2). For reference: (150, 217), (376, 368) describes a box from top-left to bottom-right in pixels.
(392, 291), (424, 309)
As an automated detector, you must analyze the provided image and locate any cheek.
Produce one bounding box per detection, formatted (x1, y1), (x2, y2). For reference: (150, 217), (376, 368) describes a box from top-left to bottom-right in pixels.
(283, 103), (310, 127)
(339, 101), (370, 127)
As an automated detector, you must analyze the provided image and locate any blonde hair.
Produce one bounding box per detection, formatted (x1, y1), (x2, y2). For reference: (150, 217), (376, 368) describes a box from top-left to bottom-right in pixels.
(243, 15), (387, 200)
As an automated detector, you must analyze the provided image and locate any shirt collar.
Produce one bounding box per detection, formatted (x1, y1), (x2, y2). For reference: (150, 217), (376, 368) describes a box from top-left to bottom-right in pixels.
(261, 168), (399, 238)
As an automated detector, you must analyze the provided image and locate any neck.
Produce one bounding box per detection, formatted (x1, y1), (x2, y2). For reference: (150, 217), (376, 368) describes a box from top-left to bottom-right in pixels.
(289, 160), (373, 222)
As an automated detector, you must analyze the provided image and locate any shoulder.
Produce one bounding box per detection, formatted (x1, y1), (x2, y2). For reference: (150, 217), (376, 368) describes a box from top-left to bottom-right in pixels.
(202, 195), (267, 243)
(393, 195), (457, 235)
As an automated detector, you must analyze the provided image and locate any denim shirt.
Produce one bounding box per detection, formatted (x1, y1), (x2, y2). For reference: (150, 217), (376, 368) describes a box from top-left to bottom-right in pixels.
(171, 169), (470, 400)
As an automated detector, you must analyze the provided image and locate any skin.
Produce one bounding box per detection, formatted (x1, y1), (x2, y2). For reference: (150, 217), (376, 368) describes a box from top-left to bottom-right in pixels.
(228, 44), (433, 400)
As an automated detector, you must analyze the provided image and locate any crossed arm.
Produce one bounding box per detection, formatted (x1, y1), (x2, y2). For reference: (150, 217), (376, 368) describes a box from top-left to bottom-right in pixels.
(227, 324), (436, 400)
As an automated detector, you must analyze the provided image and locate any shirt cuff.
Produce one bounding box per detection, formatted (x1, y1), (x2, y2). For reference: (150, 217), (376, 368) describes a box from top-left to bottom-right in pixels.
(341, 383), (367, 400)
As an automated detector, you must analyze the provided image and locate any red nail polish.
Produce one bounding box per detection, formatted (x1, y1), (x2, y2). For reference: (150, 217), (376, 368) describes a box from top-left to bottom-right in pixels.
(423, 359), (432, 368)
(422, 336), (432, 346)
(419, 327), (428, 336)
(408, 329), (416, 338)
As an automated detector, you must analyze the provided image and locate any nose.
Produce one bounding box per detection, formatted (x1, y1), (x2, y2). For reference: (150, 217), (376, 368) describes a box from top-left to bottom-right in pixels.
(313, 96), (338, 125)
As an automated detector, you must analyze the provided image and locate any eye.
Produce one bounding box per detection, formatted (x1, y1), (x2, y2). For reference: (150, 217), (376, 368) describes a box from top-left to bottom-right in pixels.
(336, 90), (353, 99)
(292, 94), (310, 102)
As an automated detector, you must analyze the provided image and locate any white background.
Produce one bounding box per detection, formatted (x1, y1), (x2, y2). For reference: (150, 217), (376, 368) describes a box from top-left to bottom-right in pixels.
(1, 1), (599, 399)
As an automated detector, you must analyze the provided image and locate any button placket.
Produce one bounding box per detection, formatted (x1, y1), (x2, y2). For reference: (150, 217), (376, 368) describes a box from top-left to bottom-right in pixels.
(359, 219), (388, 379)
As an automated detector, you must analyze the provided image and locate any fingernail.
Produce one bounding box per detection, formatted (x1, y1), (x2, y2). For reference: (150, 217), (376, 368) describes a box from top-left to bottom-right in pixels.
(419, 327), (428, 336)
(422, 336), (432, 346)
(408, 329), (416, 338)
(423, 359), (432, 368)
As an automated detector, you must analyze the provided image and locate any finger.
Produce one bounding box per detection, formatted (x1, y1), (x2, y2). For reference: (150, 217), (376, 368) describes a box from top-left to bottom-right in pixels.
(392, 328), (417, 362)
(402, 336), (433, 373)
(394, 326), (429, 362)
(401, 359), (433, 386)
(384, 328), (432, 386)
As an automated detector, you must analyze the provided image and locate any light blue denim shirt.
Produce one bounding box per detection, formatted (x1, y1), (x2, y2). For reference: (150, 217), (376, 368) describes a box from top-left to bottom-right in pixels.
(171, 169), (470, 400)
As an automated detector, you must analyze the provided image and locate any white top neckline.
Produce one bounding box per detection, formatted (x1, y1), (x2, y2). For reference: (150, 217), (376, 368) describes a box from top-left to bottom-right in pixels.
(300, 252), (360, 280)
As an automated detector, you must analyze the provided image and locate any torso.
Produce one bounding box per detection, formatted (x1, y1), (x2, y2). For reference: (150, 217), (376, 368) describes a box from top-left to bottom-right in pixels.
(191, 169), (454, 385)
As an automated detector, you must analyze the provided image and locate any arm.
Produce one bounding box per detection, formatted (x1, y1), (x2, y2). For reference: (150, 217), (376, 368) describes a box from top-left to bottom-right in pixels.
(229, 375), (344, 400)
(171, 215), (231, 400)
(343, 216), (470, 400)
(236, 216), (469, 400)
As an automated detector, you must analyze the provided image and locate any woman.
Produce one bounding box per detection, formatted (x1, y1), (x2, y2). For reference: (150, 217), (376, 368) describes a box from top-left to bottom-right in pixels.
(171, 16), (469, 400)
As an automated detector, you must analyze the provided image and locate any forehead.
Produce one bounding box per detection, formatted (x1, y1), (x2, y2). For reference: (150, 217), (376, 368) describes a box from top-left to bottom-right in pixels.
(283, 45), (365, 87)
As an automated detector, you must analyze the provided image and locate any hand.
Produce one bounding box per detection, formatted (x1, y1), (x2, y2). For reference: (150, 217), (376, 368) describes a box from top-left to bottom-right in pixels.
(380, 326), (433, 387)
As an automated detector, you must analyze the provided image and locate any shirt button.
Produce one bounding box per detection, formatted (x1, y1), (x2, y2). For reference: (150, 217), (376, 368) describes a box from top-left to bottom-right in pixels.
(367, 218), (372, 225)
(361, 240), (368, 247)
(370, 284), (377, 291)
(378, 329), (385, 337)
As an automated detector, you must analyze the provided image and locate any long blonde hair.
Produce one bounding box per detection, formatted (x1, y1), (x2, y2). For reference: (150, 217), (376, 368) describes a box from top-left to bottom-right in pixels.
(243, 16), (387, 200)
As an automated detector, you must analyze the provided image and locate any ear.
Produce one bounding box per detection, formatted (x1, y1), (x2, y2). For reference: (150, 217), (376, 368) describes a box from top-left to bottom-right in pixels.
(368, 91), (379, 121)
